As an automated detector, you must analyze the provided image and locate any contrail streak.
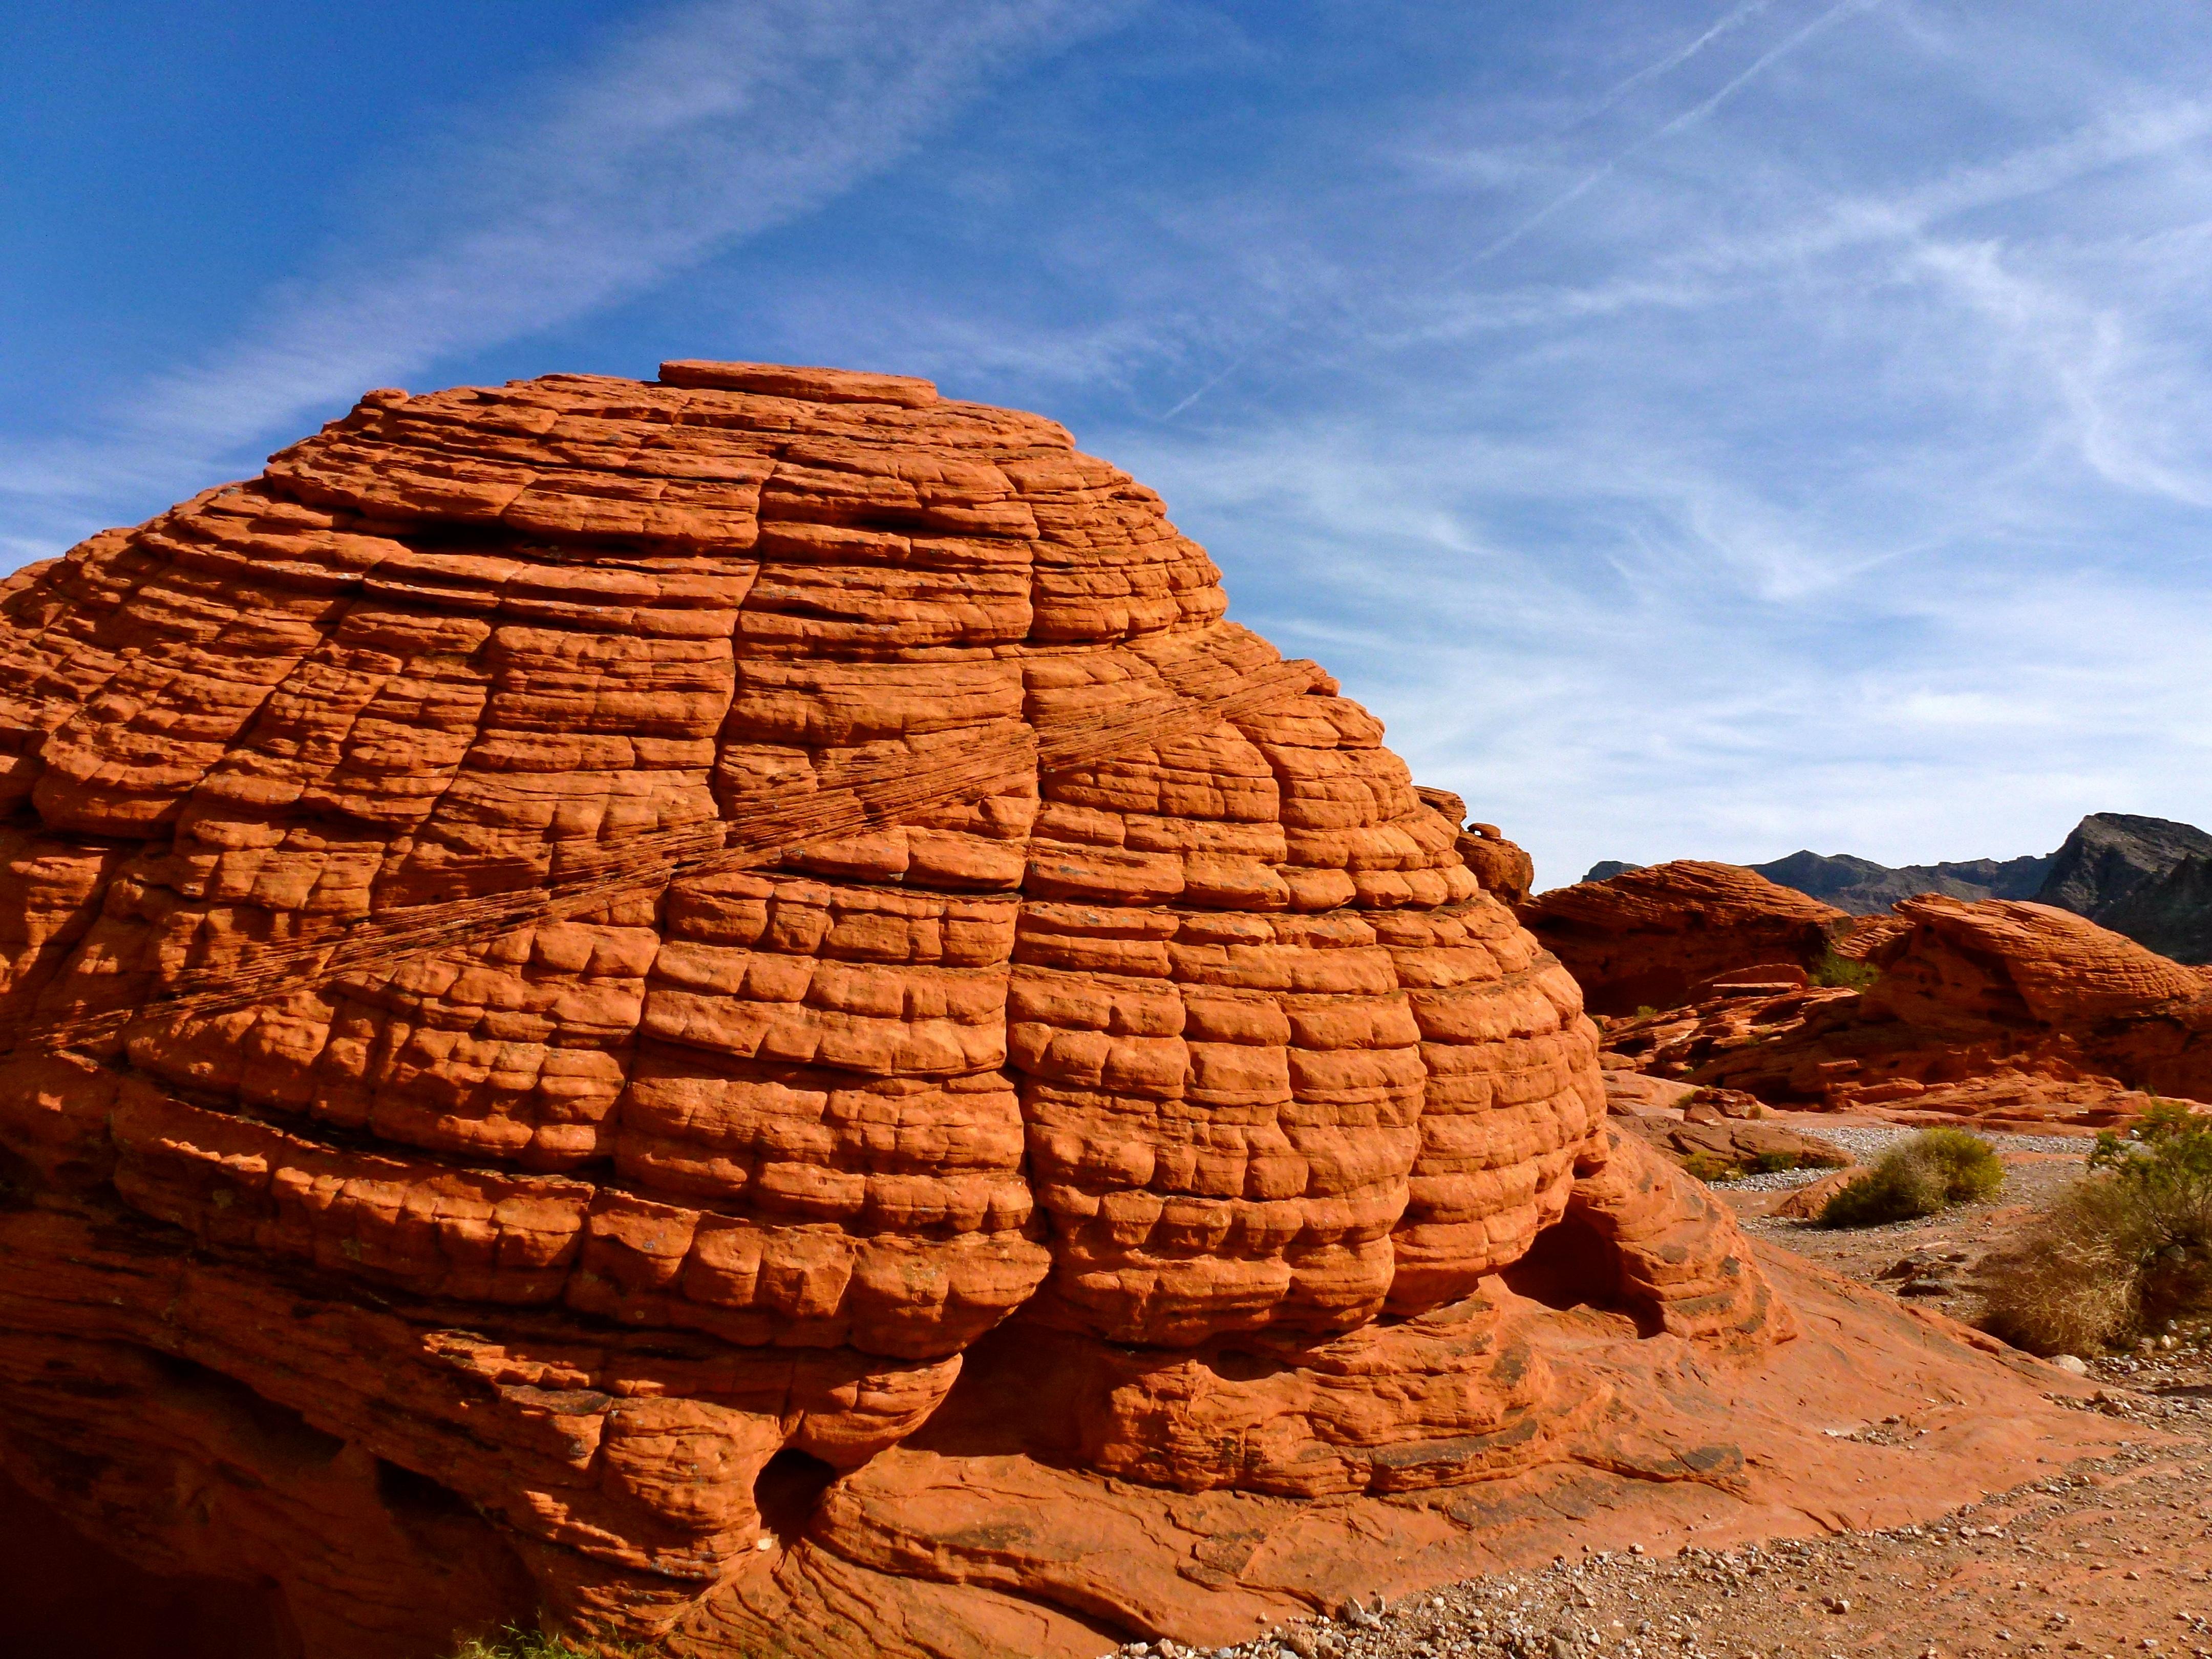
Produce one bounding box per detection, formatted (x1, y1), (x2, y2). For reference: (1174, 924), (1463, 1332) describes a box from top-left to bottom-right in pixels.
(1468, 0), (1883, 269)
(1156, 0), (1881, 422)
(1572, 0), (1779, 130)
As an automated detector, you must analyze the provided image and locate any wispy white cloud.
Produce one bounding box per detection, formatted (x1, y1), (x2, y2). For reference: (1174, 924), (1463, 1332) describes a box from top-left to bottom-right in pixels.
(1576, 0), (1783, 127)
(380, 2), (2212, 882)
(16, 0), (2212, 888)
(0, 0), (1121, 548)
(1454, 0), (1883, 271)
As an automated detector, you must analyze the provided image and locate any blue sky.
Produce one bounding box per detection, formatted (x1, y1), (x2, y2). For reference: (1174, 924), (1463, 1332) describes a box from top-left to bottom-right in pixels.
(8, 1), (2212, 887)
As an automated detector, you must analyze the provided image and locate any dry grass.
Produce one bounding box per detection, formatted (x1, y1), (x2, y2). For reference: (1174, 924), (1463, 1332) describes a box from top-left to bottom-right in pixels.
(1818, 1128), (2004, 1227)
(1808, 948), (1880, 990)
(1982, 1102), (2212, 1354)
(451, 1628), (644, 1659)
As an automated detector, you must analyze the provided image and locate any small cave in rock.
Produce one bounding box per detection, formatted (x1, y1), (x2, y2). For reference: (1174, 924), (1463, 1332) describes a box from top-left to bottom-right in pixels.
(142, 1348), (349, 1469)
(372, 1456), (541, 1632)
(753, 1449), (838, 1543)
(0, 1463), (306, 1659)
(1202, 1347), (1285, 1383)
(1501, 1213), (1662, 1337)
(376, 1454), (478, 1517)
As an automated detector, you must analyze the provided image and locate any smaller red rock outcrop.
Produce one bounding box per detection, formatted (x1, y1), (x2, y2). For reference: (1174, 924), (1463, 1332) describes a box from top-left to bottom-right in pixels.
(1457, 823), (1535, 907)
(1517, 861), (1845, 1015)
(1604, 896), (2212, 1123)
(1416, 788), (1536, 906)
(1612, 1106), (1854, 1180)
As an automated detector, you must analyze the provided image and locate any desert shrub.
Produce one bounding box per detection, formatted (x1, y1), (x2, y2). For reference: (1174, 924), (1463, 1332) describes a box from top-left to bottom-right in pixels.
(451, 1629), (639, 1659)
(1984, 1103), (2212, 1353)
(1748, 1150), (1805, 1175)
(1680, 1151), (1736, 1183)
(1818, 1128), (2003, 1227)
(1809, 949), (1880, 991)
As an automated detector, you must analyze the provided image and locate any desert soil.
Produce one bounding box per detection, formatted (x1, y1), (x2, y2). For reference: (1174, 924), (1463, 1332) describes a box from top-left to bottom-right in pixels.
(1126, 1121), (2212, 1659)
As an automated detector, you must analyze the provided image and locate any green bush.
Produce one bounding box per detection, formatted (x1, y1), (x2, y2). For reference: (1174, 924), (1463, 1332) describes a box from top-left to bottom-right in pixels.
(451, 1628), (638, 1659)
(1818, 1128), (2004, 1227)
(1680, 1151), (1735, 1183)
(1808, 948), (1880, 991)
(1984, 1103), (2212, 1353)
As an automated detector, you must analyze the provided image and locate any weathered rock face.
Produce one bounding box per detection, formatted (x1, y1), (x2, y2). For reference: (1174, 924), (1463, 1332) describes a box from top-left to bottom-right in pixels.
(1604, 895), (2212, 1123)
(0, 364), (1817, 1655)
(1516, 860), (1846, 1015)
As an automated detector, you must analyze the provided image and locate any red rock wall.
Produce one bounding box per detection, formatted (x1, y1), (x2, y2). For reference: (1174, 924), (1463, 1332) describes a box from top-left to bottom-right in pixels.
(1516, 859), (1846, 1014)
(1606, 895), (2212, 1117)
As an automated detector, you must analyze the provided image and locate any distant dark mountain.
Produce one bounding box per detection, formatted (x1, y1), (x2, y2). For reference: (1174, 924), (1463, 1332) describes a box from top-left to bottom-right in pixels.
(1573, 813), (2212, 963)
(2096, 854), (2212, 965)
(1583, 860), (1644, 882)
(2034, 814), (2212, 966)
(1746, 849), (2054, 916)
(2033, 813), (2212, 919)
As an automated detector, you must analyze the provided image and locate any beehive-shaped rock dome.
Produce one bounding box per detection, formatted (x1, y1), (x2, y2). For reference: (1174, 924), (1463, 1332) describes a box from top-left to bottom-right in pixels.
(0, 365), (1785, 1656)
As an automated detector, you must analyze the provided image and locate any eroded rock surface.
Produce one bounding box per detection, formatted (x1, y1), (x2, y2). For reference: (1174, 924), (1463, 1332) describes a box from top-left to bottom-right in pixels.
(1515, 860), (1846, 1015)
(1603, 895), (2212, 1123)
(0, 363), (1808, 1655)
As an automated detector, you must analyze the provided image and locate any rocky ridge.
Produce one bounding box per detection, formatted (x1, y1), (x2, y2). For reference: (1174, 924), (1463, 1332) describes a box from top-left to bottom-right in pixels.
(1601, 892), (2212, 1123)
(1580, 812), (2212, 963)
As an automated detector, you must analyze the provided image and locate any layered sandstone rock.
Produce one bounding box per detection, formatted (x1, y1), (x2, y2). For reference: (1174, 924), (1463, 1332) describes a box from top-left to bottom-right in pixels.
(1457, 824), (1535, 908)
(1417, 788), (1535, 907)
(1604, 895), (2212, 1123)
(0, 364), (1811, 1655)
(1516, 860), (1846, 1015)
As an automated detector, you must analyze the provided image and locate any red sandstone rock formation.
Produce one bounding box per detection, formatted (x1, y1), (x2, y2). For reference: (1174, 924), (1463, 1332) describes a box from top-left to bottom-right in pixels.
(1516, 860), (1846, 1015)
(1415, 788), (1535, 907)
(1604, 895), (2212, 1123)
(1458, 824), (1535, 908)
(0, 365), (2094, 1658)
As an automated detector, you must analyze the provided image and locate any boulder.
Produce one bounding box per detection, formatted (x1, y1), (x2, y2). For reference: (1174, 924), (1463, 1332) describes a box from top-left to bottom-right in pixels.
(1456, 821), (1536, 906)
(0, 363), (1776, 1654)
(1415, 790), (1536, 906)
(1517, 860), (1846, 1014)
